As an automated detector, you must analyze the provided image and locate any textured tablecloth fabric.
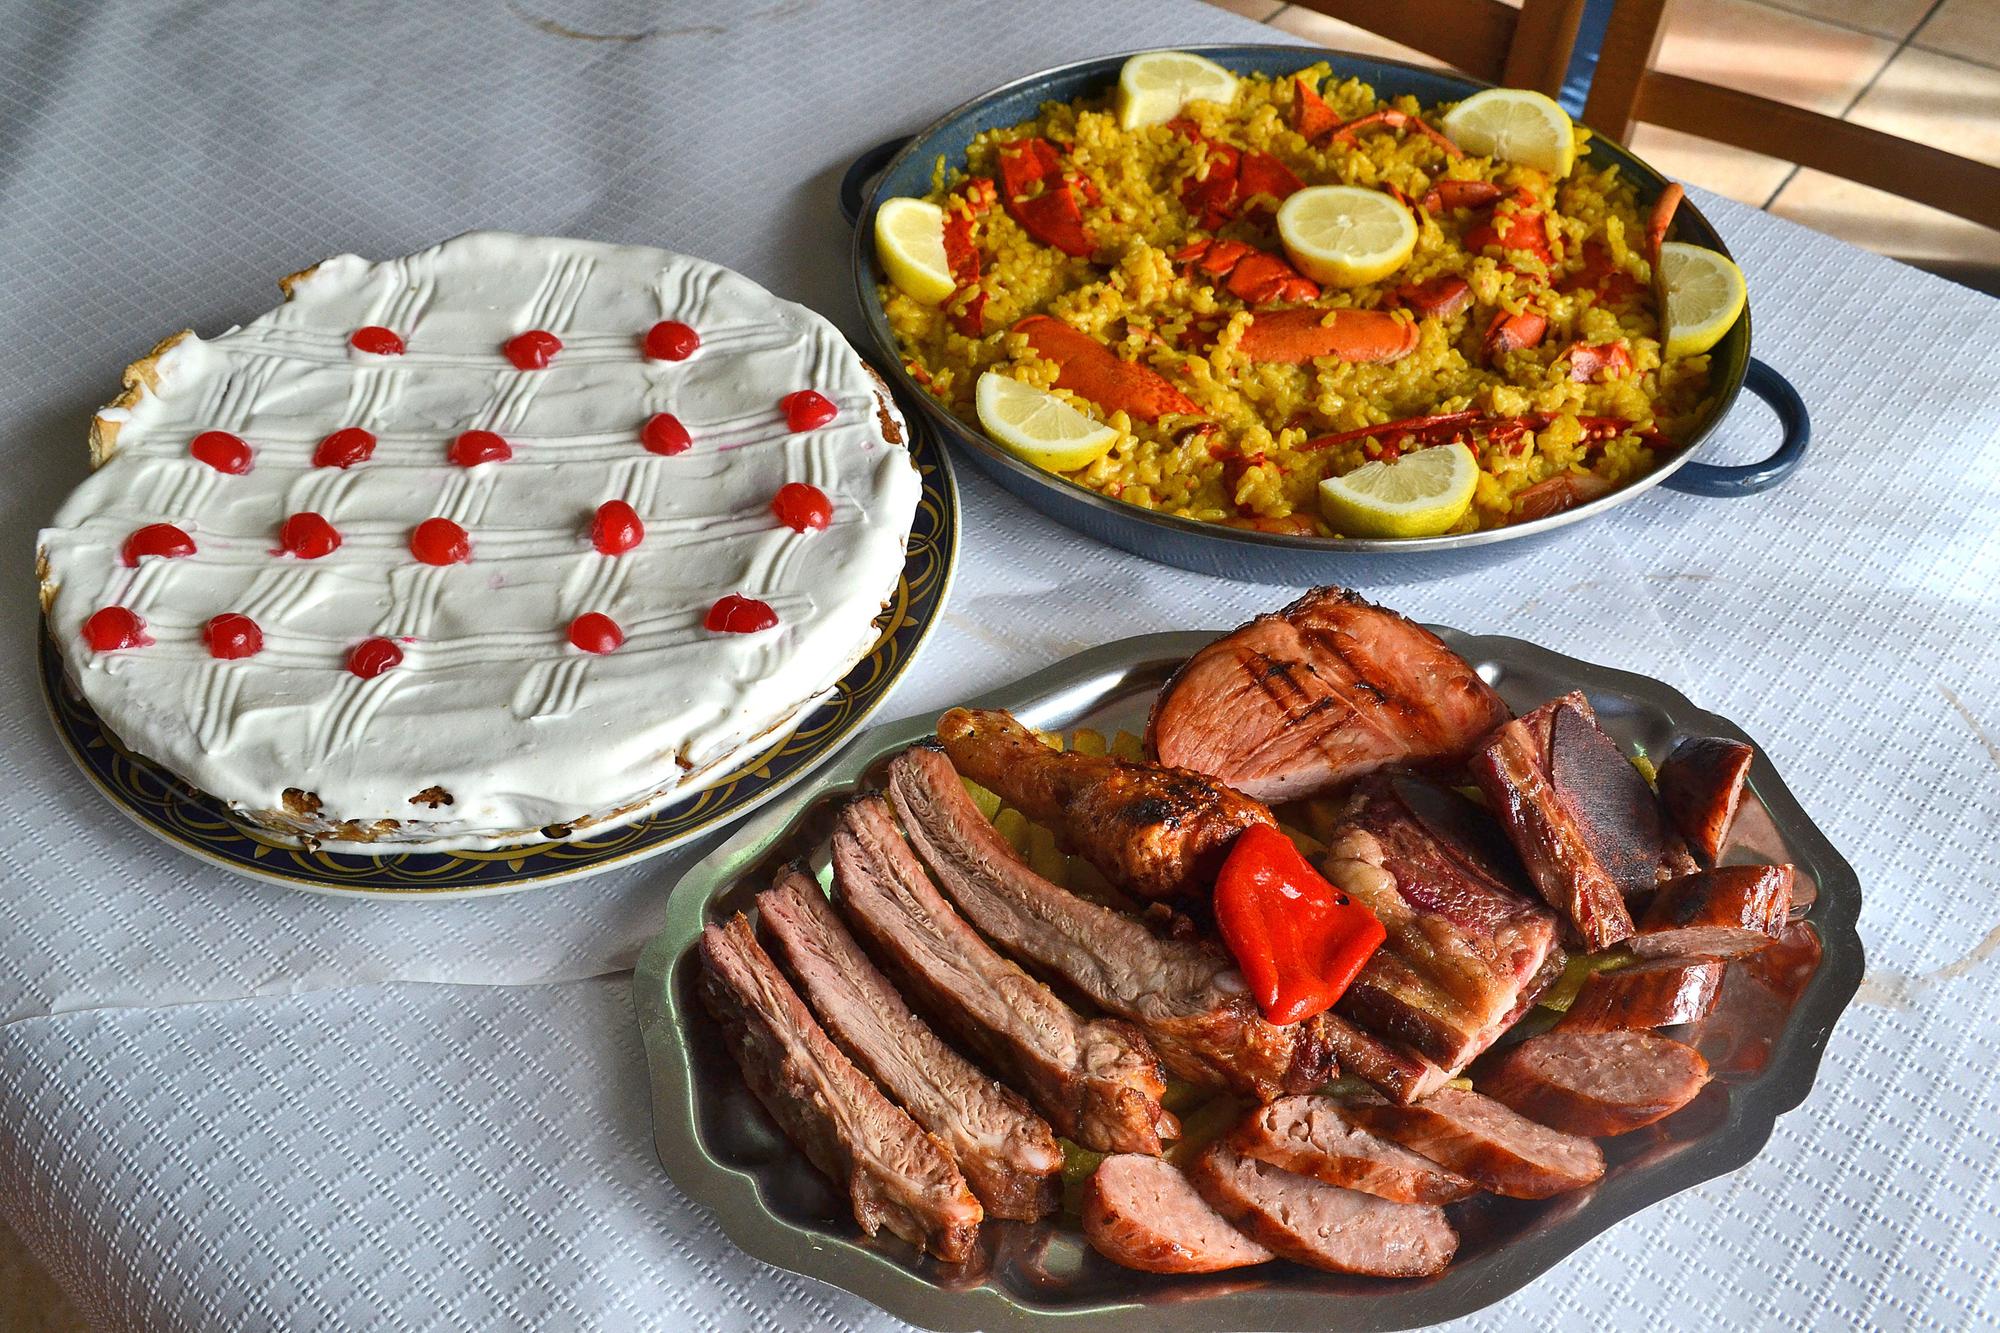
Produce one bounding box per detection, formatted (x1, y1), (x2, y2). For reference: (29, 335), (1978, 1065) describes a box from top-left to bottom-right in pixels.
(0, 0), (1996, 1328)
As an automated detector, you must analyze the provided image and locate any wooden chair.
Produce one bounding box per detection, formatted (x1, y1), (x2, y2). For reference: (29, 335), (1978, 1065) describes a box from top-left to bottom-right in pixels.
(1583, 0), (2000, 232)
(1282, 0), (1590, 100)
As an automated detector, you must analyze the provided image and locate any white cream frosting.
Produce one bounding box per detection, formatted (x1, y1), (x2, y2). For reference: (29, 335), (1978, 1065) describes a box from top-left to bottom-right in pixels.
(39, 231), (920, 849)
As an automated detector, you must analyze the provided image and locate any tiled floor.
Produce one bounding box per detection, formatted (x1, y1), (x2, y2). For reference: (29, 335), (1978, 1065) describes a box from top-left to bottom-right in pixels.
(1208, 0), (2000, 287)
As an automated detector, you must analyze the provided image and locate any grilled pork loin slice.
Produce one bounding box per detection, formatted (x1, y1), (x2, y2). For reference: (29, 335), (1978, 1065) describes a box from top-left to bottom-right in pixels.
(1656, 736), (1755, 865)
(696, 913), (983, 1262)
(1557, 956), (1725, 1033)
(1083, 1154), (1274, 1274)
(757, 869), (1062, 1220)
(1317, 1013), (1451, 1105)
(1230, 1096), (1477, 1204)
(885, 745), (1331, 1101)
(1482, 1029), (1711, 1136)
(935, 709), (1275, 901)
(1146, 586), (1508, 803)
(1188, 1142), (1458, 1277)
(1345, 1087), (1605, 1199)
(1319, 778), (1563, 1074)
(831, 796), (1176, 1155)
(1628, 865), (1793, 959)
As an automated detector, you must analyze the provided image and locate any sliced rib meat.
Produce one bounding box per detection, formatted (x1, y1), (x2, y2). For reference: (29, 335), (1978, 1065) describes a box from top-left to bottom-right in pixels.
(1147, 586), (1509, 802)
(1230, 1096), (1477, 1204)
(1187, 1142), (1458, 1277)
(885, 745), (1331, 1101)
(1083, 1153), (1274, 1274)
(696, 913), (983, 1262)
(1319, 778), (1562, 1074)
(831, 796), (1176, 1155)
(1317, 1012), (1451, 1105)
(934, 709), (1277, 901)
(1629, 865), (1793, 959)
(1345, 1087), (1605, 1199)
(1656, 736), (1755, 864)
(1482, 1029), (1711, 1136)
(1548, 698), (1668, 894)
(756, 869), (1062, 1221)
(1557, 956), (1725, 1033)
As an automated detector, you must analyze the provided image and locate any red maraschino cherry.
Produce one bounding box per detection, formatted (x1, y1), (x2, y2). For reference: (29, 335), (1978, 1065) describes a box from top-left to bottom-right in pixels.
(705, 594), (778, 634)
(504, 330), (562, 370)
(641, 412), (691, 456)
(591, 500), (644, 555)
(122, 523), (197, 566)
(82, 606), (149, 652)
(643, 321), (700, 361)
(569, 612), (624, 654)
(204, 613), (264, 660)
(781, 390), (838, 431)
(189, 430), (252, 474)
(278, 512), (341, 559)
(770, 483), (832, 533)
(410, 517), (470, 565)
(349, 326), (405, 355)
(347, 637), (403, 678)
(449, 430), (512, 467)
(313, 427), (376, 469)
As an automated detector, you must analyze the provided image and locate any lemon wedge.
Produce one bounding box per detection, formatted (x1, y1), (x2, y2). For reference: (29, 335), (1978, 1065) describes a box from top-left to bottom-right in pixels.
(975, 371), (1119, 471)
(1658, 241), (1747, 359)
(874, 197), (956, 305)
(1116, 51), (1239, 130)
(1318, 443), (1479, 537)
(1275, 185), (1419, 288)
(1440, 88), (1578, 179)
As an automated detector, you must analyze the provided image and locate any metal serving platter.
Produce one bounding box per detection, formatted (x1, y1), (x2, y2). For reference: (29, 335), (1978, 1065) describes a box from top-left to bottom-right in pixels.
(634, 629), (1862, 1329)
(839, 46), (1812, 583)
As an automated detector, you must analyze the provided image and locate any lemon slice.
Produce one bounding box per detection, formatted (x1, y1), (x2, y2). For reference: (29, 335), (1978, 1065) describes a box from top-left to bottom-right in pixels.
(1276, 185), (1419, 288)
(1318, 443), (1478, 537)
(1658, 241), (1747, 359)
(1116, 50), (1239, 130)
(874, 197), (956, 305)
(1440, 88), (1577, 179)
(976, 371), (1119, 471)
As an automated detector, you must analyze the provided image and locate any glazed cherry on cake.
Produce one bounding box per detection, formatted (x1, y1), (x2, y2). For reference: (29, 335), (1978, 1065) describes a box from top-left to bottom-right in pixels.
(504, 329), (562, 370)
(641, 412), (691, 456)
(82, 606), (149, 652)
(569, 612), (624, 654)
(349, 326), (405, 356)
(643, 321), (700, 361)
(771, 483), (832, 533)
(449, 430), (512, 467)
(782, 390), (838, 431)
(204, 613), (264, 660)
(189, 430), (252, 474)
(706, 594), (779, 634)
(410, 518), (471, 566)
(122, 523), (196, 566)
(313, 426), (376, 469)
(347, 637), (404, 679)
(278, 512), (342, 560)
(591, 501), (644, 555)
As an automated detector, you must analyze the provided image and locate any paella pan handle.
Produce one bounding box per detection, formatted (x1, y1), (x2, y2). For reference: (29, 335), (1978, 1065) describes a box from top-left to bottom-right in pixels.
(1661, 359), (1810, 497)
(838, 136), (914, 228)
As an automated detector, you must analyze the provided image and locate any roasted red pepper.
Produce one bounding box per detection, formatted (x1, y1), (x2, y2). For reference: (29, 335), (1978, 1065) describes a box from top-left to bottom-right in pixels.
(1214, 824), (1386, 1026)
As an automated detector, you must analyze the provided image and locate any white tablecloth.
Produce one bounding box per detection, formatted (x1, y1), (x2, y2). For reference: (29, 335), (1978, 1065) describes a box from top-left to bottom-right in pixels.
(1, 0), (1996, 1328)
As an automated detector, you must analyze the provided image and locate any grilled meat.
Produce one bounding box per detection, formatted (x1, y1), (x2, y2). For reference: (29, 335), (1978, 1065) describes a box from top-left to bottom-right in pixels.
(1656, 736), (1756, 864)
(1345, 1087), (1605, 1199)
(1557, 956), (1725, 1033)
(885, 745), (1332, 1101)
(1083, 1154), (1274, 1274)
(1147, 586), (1509, 802)
(1188, 1142), (1459, 1277)
(1230, 1096), (1477, 1204)
(1628, 865), (1793, 959)
(935, 708), (1275, 901)
(1316, 1012), (1452, 1105)
(696, 913), (983, 1262)
(1481, 1029), (1711, 1137)
(756, 869), (1062, 1220)
(831, 796), (1176, 1155)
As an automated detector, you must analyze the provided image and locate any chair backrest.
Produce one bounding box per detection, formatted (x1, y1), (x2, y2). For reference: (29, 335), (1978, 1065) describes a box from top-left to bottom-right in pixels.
(1584, 0), (2000, 232)
(1283, 0), (1588, 99)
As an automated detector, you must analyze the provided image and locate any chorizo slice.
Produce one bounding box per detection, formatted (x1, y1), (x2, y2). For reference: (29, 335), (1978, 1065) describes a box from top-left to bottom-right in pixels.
(1482, 1029), (1711, 1137)
(1557, 956), (1726, 1033)
(1188, 1142), (1458, 1277)
(1344, 1087), (1604, 1199)
(1628, 865), (1792, 959)
(1082, 1153), (1272, 1274)
(1656, 736), (1754, 864)
(1230, 1095), (1478, 1204)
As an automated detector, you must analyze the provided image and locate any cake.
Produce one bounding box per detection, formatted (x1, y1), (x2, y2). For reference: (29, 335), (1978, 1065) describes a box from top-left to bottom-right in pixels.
(37, 231), (922, 851)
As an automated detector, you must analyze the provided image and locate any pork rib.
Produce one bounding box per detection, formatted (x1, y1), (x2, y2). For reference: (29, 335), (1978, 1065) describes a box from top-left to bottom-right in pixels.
(696, 914), (983, 1262)
(831, 796), (1176, 1155)
(1147, 586), (1509, 802)
(1316, 1012), (1452, 1105)
(885, 745), (1332, 1101)
(756, 869), (1062, 1220)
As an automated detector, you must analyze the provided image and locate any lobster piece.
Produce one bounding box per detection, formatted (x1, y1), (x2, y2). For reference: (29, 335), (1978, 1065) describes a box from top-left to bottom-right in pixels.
(1175, 237), (1320, 306)
(1292, 74), (1339, 143)
(1420, 179), (1504, 214)
(1299, 412), (1482, 455)
(1565, 341), (1633, 382)
(1484, 310), (1550, 362)
(1558, 240), (1644, 305)
(1330, 107), (1463, 158)
(1015, 315), (1200, 423)
(1388, 274), (1473, 321)
(1169, 119), (1305, 228)
(997, 138), (1095, 258)
(1646, 182), (1685, 271)
(1465, 188), (1552, 265)
(943, 178), (996, 336)
(1237, 307), (1418, 365)
(1511, 471), (1616, 523)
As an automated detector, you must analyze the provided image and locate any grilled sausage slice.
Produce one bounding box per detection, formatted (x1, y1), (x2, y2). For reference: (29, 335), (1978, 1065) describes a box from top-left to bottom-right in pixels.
(1345, 1087), (1605, 1199)
(1230, 1096), (1477, 1204)
(1083, 1154), (1273, 1274)
(1557, 956), (1725, 1033)
(1482, 1030), (1711, 1136)
(1188, 1143), (1458, 1277)
(1656, 736), (1754, 864)
(1628, 865), (1793, 959)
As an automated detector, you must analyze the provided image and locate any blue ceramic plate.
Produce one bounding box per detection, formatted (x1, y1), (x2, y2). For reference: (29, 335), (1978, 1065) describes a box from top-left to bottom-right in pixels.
(40, 403), (959, 898)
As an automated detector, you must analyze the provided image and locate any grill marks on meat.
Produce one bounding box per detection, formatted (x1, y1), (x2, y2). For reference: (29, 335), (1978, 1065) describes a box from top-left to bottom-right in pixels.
(1482, 1030), (1711, 1136)
(1629, 865), (1793, 959)
(885, 746), (1331, 1101)
(696, 914), (983, 1262)
(935, 709), (1276, 901)
(1656, 736), (1755, 864)
(1548, 702), (1667, 895)
(1319, 779), (1562, 1075)
(1147, 587), (1509, 803)
(1083, 1154), (1274, 1274)
(1557, 956), (1725, 1033)
(756, 870), (1062, 1221)
(1188, 1142), (1459, 1277)
(1346, 1087), (1605, 1199)
(831, 796), (1176, 1155)
(1230, 1096), (1477, 1204)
